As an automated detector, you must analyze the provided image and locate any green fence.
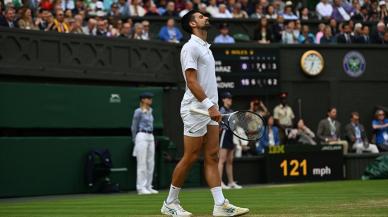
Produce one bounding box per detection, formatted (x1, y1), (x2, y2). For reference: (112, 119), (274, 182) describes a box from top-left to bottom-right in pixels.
(0, 82), (163, 129)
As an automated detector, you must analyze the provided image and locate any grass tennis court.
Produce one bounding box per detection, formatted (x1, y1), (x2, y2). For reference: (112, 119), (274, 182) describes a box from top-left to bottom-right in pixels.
(1, 180), (388, 217)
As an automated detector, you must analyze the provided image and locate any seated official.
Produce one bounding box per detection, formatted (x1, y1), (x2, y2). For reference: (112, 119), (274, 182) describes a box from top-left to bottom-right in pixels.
(345, 112), (379, 154)
(288, 119), (316, 145)
(257, 115), (280, 154)
(372, 109), (388, 151)
(214, 23), (235, 44)
(317, 107), (349, 154)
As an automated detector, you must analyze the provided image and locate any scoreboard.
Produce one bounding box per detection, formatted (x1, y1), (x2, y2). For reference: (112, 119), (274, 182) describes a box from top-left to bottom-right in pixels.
(212, 46), (280, 95)
(265, 145), (344, 183)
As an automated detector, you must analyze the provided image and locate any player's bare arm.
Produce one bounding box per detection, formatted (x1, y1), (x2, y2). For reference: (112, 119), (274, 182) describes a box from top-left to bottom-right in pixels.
(185, 68), (221, 123)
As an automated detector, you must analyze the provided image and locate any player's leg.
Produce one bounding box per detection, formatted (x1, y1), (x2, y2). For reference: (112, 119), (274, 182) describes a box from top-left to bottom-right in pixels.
(161, 135), (203, 217)
(205, 125), (250, 216)
(171, 136), (203, 188)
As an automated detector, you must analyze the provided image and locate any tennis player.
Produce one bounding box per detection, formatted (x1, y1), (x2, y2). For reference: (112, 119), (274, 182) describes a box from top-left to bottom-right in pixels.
(161, 10), (249, 217)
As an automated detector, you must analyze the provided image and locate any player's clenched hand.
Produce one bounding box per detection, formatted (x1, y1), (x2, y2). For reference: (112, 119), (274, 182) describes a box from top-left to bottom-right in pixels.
(208, 106), (221, 123)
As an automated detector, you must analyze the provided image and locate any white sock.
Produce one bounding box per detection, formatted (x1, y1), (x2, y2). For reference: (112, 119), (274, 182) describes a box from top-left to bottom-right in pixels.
(166, 185), (181, 204)
(210, 186), (225, 206)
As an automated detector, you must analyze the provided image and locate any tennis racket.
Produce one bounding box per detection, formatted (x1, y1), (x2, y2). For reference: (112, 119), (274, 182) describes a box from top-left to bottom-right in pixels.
(190, 108), (265, 141)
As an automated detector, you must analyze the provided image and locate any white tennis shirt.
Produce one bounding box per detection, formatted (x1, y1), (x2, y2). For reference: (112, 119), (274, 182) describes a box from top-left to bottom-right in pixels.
(180, 34), (218, 108)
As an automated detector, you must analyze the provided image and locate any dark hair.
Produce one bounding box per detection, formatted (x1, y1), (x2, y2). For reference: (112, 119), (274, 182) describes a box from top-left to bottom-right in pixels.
(181, 10), (201, 34)
(327, 107), (336, 113)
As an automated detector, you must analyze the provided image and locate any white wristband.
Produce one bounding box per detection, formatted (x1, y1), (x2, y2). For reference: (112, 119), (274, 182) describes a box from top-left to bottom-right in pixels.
(201, 98), (214, 110)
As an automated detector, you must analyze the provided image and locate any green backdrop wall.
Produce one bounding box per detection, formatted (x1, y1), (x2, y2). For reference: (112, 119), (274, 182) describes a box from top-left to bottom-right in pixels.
(0, 82), (163, 129)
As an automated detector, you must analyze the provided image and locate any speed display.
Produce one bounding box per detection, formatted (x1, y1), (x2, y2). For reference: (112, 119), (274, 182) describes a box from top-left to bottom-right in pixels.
(212, 46), (280, 95)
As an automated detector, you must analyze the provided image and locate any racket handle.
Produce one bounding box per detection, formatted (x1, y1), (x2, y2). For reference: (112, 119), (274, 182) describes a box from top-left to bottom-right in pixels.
(190, 108), (210, 116)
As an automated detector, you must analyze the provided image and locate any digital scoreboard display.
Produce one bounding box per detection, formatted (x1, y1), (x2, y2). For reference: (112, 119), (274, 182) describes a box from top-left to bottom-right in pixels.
(266, 145), (344, 183)
(212, 47), (280, 95)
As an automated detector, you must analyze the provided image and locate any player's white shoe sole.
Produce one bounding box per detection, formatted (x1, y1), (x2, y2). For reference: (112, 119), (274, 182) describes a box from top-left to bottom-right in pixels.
(213, 199), (249, 217)
(161, 200), (193, 217)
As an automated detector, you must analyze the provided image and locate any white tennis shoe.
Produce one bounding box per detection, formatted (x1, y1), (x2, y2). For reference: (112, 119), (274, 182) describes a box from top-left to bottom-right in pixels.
(147, 187), (159, 194)
(213, 199), (249, 217)
(161, 200), (193, 217)
(228, 182), (243, 189)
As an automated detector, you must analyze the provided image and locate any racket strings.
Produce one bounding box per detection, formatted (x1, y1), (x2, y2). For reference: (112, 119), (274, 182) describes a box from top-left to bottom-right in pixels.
(228, 112), (264, 141)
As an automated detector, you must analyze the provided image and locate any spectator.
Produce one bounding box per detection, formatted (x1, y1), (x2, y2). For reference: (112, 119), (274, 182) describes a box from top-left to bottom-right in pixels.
(198, 3), (211, 17)
(141, 20), (151, 40)
(272, 15), (285, 42)
(345, 112), (379, 154)
(175, 0), (185, 12)
(383, 31), (388, 44)
(353, 22), (363, 38)
(257, 115), (281, 154)
(299, 7), (313, 20)
(266, 4), (278, 19)
(249, 98), (269, 118)
(273, 92), (295, 143)
(130, 0), (146, 17)
(329, 18), (339, 36)
(372, 109), (388, 151)
(355, 25), (371, 43)
(282, 20), (299, 44)
(273, 0), (285, 15)
(298, 25), (316, 44)
(158, 18), (182, 43)
(232, 2), (248, 18)
(206, 0), (218, 17)
(214, 4), (232, 18)
(145, 4), (160, 16)
(82, 18), (97, 35)
(119, 22), (132, 38)
(282, 1), (298, 20)
(253, 17), (272, 44)
(378, 0), (388, 21)
(50, 9), (69, 33)
(288, 119), (316, 145)
(316, 23), (326, 43)
(72, 0), (85, 15)
(35, 9), (50, 31)
(214, 23), (235, 44)
(162, 1), (179, 17)
(40, 0), (54, 11)
(218, 92), (243, 189)
(251, 4), (264, 19)
(317, 107), (349, 154)
(132, 22), (145, 39)
(61, 0), (75, 11)
(337, 22), (355, 43)
(69, 17), (83, 34)
(156, 0), (167, 15)
(316, 0), (333, 20)
(17, 7), (38, 30)
(0, 7), (17, 28)
(371, 21), (386, 43)
(117, 0), (130, 18)
(96, 19), (108, 36)
(320, 25), (335, 44)
(179, 1), (193, 17)
(108, 3), (120, 17)
(332, 0), (355, 22)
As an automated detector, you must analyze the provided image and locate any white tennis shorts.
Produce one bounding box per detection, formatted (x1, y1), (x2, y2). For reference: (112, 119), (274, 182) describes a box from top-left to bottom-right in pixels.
(180, 100), (218, 137)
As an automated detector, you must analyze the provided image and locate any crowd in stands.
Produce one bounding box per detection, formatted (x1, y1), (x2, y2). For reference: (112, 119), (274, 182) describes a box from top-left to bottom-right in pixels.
(241, 92), (388, 156)
(1, 0), (388, 44)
